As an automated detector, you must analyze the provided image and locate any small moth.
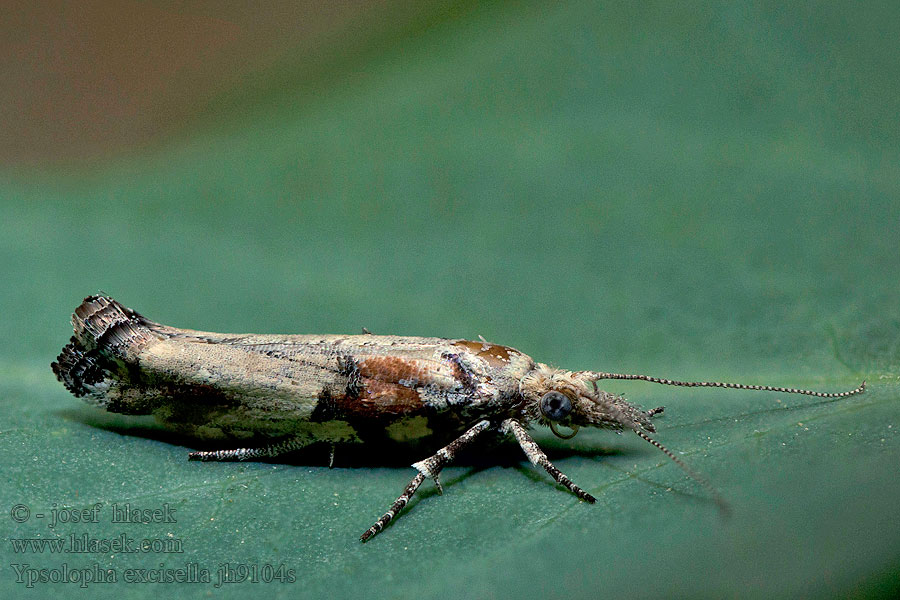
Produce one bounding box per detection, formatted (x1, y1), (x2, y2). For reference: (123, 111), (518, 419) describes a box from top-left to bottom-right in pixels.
(52, 296), (865, 541)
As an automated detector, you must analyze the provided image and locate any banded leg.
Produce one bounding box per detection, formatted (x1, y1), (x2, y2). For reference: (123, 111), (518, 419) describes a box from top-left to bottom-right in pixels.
(188, 437), (309, 461)
(500, 418), (596, 503)
(360, 419), (492, 542)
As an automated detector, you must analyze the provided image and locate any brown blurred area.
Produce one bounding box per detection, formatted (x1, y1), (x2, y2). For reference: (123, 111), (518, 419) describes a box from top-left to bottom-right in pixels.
(0, 0), (434, 167)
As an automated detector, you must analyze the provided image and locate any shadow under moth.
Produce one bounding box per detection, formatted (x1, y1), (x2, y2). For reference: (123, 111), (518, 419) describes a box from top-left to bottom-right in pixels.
(51, 296), (865, 541)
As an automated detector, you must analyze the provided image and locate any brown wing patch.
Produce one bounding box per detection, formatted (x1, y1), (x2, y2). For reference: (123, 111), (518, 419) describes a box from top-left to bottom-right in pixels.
(453, 340), (513, 367)
(331, 381), (425, 418)
(325, 357), (431, 418)
(357, 356), (427, 386)
(317, 355), (486, 419)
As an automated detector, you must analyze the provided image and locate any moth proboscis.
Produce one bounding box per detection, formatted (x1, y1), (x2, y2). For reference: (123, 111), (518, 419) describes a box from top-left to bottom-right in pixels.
(50, 296), (866, 542)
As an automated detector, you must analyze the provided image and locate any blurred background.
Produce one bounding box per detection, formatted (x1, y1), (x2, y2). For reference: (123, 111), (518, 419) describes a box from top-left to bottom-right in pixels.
(2, 1), (898, 599)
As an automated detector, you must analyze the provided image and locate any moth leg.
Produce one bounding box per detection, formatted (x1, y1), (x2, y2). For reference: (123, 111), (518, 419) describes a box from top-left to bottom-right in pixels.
(500, 418), (596, 503)
(647, 406), (665, 418)
(359, 473), (426, 544)
(360, 419), (492, 542)
(188, 437), (309, 462)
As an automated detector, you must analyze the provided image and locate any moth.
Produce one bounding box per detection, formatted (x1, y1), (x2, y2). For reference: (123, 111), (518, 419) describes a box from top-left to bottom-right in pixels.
(52, 296), (865, 541)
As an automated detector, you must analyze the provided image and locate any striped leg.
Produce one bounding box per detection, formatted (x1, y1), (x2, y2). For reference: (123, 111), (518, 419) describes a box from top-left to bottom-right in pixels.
(188, 437), (309, 461)
(500, 418), (596, 503)
(359, 473), (426, 543)
(360, 419), (492, 542)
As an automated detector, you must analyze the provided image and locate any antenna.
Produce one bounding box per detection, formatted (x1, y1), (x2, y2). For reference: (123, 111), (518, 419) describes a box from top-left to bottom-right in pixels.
(585, 372), (866, 399)
(580, 372), (866, 514)
(632, 428), (730, 516)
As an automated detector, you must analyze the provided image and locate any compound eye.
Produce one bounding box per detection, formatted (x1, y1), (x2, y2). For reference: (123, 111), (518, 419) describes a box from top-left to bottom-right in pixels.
(540, 391), (573, 421)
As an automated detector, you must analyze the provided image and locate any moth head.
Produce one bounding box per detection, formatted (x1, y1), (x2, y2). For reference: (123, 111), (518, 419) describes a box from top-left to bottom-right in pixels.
(521, 365), (656, 439)
(519, 364), (864, 516)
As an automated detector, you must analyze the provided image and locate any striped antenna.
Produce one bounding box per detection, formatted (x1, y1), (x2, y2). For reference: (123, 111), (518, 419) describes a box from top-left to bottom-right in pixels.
(579, 372), (864, 516)
(585, 373), (866, 399)
(632, 428), (730, 515)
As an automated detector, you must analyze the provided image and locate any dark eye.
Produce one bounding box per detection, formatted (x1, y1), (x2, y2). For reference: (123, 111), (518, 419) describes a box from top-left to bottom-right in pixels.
(540, 391), (572, 421)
